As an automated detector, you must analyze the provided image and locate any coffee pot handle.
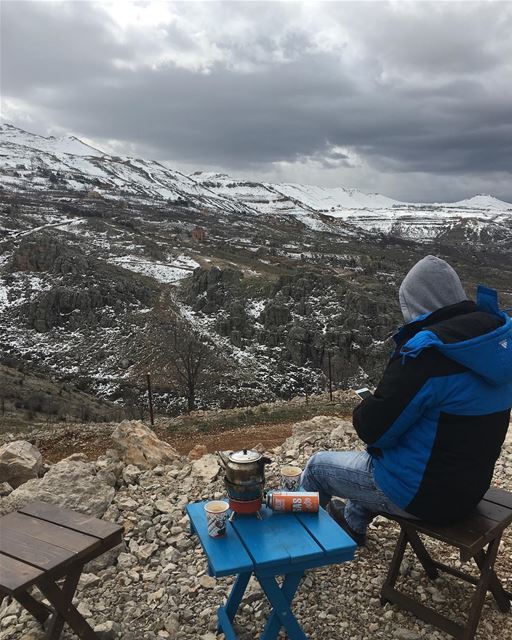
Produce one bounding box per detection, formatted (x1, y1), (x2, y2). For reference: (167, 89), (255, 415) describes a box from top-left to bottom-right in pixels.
(218, 451), (230, 468)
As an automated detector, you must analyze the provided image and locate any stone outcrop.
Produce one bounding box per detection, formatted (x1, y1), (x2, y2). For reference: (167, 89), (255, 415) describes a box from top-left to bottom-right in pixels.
(0, 440), (43, 488)
(111, 421), (180, 469)
(1, 457), (115, 517)
(187, 444), (208, 460)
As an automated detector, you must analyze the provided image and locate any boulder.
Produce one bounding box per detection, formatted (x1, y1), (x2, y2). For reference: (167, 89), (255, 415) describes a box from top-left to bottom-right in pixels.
(187, 444), (208, 461)
(111, 421), (180, 469)
(0, 441), (43, 488)
(190, 454), (219, 482)
(0, 458), (115, 517)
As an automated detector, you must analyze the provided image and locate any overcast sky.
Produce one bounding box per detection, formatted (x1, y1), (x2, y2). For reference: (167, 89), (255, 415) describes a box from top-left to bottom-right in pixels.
(1, 1), (512, 202)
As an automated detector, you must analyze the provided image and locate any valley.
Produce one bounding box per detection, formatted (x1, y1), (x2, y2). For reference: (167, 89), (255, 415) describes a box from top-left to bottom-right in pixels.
(1, 124), (511, 425)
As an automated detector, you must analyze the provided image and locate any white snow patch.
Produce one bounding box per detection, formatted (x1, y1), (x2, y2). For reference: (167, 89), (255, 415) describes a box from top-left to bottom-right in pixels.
(110, 254), (199, 283)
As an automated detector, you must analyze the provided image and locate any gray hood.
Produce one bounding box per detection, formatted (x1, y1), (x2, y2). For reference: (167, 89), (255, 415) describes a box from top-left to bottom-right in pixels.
(399, 256), (468, 323)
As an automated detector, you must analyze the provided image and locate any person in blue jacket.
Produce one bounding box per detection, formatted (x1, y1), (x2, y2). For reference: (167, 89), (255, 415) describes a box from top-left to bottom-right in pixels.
(301, 255), (512, 545)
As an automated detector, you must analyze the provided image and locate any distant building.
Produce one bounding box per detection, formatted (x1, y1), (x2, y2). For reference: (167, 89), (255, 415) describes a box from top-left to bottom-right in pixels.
(192, 226), (206, 242)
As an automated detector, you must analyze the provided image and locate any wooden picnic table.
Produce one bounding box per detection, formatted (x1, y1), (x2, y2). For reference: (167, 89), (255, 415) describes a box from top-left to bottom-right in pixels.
(0, 501), (124, 640)
(187, 501), (357, 640)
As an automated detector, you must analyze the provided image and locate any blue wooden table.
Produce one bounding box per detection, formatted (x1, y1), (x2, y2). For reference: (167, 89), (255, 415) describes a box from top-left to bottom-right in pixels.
(187, 502), (357, 640)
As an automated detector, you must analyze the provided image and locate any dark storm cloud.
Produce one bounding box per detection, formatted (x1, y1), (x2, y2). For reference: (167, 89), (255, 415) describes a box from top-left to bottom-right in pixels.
(1, 1), (512, 201)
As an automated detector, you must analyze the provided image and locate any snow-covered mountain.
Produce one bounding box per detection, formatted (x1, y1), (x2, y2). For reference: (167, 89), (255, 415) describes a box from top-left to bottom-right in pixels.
(1, 124), (511, 242)
(0, 124), (250, 215)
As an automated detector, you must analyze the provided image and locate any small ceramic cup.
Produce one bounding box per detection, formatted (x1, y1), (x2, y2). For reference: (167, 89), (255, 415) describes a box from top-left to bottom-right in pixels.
(204, 501), (229, 537)
(280, 465), (303, 491)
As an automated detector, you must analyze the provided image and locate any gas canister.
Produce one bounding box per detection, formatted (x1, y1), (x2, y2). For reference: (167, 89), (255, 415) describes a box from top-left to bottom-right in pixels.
(265, 491), (319, 513)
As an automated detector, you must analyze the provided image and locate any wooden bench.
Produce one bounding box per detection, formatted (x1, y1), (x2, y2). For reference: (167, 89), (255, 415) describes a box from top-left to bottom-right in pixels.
(187, 500), (357, 640)
(380, 487), (512, 640)
(0, 501), (124, 640)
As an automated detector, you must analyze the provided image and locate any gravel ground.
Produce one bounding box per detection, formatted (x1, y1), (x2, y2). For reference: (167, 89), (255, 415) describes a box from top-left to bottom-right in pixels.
(1, 415), (511, 640)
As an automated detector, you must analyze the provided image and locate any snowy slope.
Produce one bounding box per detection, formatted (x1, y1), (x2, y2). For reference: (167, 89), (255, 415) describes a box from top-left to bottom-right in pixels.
(1, 124), (511, 242)
(0, 123), (104, 157)
(0, 125), (251, 214)
(269, 182), (402, 211)
(448, 194), (512, 211)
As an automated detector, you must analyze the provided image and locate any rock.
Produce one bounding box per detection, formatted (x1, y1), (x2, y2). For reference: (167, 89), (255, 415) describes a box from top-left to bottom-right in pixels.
(164, 614), (180, 635)
(79, 573), (102, 589)
(1, 459), (115, 517)
(136, 543), (158, 562)
(188, 444), (208, 460)
(154, 499), (174, 513)
(0, 441), (43, 488)
(0, 482), (13, 497)
(292, 416), (347, 439)
(85, 542), (126, 572)
(330, 421), (353, 440)
(395, 629), (422, 640)
(111, 421), (180, 469)
(198, 575), (216, 589)
(122, 464), (142, 485)
(93, 620), (119, 639)
(190, 454), (219, 482)
(62, 453), (88, 463)
(117, 552), (137, 570)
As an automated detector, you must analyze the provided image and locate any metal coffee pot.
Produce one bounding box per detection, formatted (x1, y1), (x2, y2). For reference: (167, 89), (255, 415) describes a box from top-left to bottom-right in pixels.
(218, 449), (271, 514)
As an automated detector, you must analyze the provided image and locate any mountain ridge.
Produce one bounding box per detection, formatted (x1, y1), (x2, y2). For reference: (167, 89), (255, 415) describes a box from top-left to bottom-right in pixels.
(2, 124), (511, 213)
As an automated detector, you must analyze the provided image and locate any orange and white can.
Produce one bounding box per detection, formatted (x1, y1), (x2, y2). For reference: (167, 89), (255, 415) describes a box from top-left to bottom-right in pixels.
(265, 491), (319, 513)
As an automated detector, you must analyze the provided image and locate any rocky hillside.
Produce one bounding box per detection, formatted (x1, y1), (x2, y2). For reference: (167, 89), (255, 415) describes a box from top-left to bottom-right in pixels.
(1, 125), (512, 421)
(0, 417), (511, 640)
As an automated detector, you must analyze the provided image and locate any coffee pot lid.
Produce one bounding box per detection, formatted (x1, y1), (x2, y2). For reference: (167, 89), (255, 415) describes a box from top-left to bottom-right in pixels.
(229, 449), (261, 463)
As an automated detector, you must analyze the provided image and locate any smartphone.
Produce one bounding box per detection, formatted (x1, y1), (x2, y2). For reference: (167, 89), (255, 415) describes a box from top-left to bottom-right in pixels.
(355, 387), (372, 401)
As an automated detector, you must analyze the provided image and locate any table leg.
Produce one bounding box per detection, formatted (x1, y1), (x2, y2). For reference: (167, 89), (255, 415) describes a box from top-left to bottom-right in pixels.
(43, 569), (82, 640)
(14, 591), (52, 625)
(225, 572), (252, 621)
(258, 574), (307, 640)
(38, 573), (99, 640)
(259, 571), (303, 640)
(217, 571), (252, 638)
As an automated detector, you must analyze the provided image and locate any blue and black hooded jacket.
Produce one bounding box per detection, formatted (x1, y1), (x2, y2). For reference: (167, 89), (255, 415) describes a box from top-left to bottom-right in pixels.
(353, 287), (512, 524)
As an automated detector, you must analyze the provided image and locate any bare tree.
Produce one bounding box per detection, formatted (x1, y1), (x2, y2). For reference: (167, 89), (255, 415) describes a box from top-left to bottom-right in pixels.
(142, 317), (226, 412)
(166, 322), (223, 411)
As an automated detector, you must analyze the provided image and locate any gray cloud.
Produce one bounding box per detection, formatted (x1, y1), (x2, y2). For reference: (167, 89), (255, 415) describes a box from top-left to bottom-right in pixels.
(1, 1), (511, 202)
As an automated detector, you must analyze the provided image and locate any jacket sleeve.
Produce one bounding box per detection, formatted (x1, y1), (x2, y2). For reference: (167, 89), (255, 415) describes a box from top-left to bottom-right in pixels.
(353, 352), (437, 449)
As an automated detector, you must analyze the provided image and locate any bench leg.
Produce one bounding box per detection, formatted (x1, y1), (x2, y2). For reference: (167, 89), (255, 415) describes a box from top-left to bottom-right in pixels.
(38, 570), (99, 640)
(404, 526), (439, 580)
(380, 527), (407, 605)
(473, 542), (511, 614)
(258, 574), (307, 640)
(259, 571), (303, 640)
(462, 537), (502, 640)
(14, 591), (52, 625)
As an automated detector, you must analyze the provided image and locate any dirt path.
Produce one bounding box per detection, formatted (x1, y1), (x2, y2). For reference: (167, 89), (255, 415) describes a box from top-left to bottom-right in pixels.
(38, 418), (326, 463)
(161, 420), (297, 455)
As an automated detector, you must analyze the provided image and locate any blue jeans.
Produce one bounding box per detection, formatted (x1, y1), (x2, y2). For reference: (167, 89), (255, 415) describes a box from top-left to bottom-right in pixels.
(301, 450), (415, 534)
